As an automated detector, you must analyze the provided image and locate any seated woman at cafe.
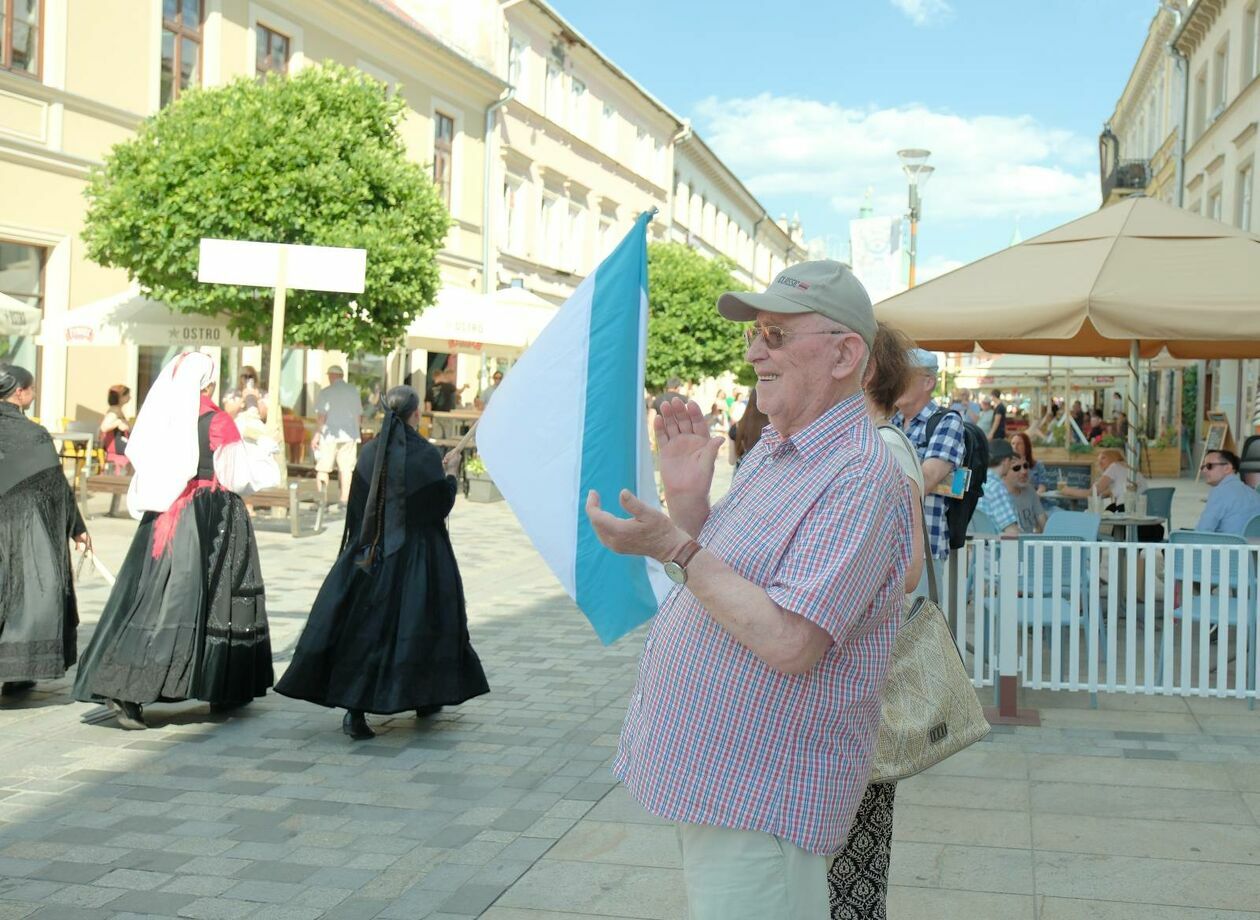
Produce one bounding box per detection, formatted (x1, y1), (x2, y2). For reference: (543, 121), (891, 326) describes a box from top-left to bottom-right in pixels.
(1009, 432), (1051, 493)
(99, 384), (132, 474)
(1059, 448), (1161, 539)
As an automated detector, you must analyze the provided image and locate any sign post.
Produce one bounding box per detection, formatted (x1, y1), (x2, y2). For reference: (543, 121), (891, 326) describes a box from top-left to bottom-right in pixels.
(197, 239), (367, 484)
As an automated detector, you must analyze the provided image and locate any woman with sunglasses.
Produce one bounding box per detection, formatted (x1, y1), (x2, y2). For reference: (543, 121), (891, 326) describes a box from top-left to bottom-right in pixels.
(1009, 432), (1050, 494)
(827, 322), (925, 920)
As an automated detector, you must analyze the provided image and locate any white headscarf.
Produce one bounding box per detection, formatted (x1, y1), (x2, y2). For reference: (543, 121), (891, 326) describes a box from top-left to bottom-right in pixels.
(126, 351), (217, 518)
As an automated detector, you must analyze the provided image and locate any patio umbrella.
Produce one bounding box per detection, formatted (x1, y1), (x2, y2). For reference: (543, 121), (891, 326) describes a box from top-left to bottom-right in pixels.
(877, 196), (1260, 359)
(876, 196), (1260, 492)
(406, 286), (557, 359)
(38, 286), (249, 348)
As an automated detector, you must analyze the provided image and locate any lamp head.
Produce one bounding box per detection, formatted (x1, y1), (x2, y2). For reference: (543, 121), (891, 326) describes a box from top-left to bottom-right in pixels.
(898, 148), (933, 185)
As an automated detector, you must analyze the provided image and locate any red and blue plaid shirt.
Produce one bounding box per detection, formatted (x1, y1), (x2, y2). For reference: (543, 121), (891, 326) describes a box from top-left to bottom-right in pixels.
(613, 393), (912, 855)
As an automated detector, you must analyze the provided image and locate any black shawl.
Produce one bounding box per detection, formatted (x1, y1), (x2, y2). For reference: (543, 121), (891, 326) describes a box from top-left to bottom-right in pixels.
(348, 410), (446, 569)
(0, 402), (84, 614)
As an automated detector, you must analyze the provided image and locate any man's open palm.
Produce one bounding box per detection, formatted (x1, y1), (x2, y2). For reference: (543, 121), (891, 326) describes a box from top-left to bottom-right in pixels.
(656, 398), (723, 497)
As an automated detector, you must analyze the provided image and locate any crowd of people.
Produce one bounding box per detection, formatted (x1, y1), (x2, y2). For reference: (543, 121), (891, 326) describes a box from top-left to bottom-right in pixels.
(0, 355), (487, 737)
(5, 251), (1260, 919)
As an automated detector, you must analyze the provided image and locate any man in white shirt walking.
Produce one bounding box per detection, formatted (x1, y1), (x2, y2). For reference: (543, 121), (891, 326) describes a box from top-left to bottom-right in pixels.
(312, 366), (363, 509)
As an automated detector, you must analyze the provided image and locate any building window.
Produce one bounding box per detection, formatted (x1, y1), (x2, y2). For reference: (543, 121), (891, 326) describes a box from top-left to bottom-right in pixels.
(161, 0), (202, 108)
(1239, 163), (1254, 230)
(1246, 3), (1260, 85)
(601, 103), (616, 151)
(508, 36), (524, 87)
(1212, 41), (1229, 115)
(501, 175), (525, 255)
(539, 193), (559, 266)
(569, 77), (587, 136)
(433, 111), (454, 208)
(567, 203), (585, 271)
(0, 0), (40, 77)
(1208, 186), (1223, 221)
(255, 24), (290, 77)
(0, 240), (44, 375)
(545, 62), (564, 120)
(598, 215), (615, 257)
(1193, 67), (1208, 140)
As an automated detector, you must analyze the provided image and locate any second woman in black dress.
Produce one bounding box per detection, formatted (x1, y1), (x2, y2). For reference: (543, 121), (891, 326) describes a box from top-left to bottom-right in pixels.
(276, 385), (489, 739)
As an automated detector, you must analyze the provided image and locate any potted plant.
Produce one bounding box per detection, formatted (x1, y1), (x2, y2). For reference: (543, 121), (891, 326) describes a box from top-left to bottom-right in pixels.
(463, 456), (503, 503)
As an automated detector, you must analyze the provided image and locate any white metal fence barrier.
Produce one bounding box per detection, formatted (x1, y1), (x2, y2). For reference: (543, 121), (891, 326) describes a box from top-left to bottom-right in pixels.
(939, 538), (1260, 703)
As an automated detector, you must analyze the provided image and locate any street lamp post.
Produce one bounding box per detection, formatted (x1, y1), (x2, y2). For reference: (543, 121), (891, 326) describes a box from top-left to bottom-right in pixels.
(898, 148), (934, 288)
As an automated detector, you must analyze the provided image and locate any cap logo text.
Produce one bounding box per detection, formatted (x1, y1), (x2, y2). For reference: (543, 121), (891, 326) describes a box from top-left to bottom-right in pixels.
(776, 275), (810, 291)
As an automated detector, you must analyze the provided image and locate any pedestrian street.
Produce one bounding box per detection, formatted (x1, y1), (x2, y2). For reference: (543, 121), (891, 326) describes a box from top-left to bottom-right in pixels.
(0, 471), (1259, 919)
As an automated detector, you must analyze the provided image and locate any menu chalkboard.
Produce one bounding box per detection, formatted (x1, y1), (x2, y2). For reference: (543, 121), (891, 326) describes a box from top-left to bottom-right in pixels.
(1198, 411), (1235, 481)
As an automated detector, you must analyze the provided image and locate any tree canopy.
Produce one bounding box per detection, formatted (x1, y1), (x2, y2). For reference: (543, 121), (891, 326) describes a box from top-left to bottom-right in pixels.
(83, 63), (450, 355)
(645, 242), (749, 392)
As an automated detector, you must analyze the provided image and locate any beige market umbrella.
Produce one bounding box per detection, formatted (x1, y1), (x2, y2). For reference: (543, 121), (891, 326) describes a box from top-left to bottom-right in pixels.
(877, 196), (1260, 360)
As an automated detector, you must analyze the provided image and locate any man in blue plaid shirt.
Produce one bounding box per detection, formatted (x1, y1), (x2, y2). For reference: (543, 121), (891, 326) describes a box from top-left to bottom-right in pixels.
(977, 439), (1020, 535)
(891, 349), (966, 582)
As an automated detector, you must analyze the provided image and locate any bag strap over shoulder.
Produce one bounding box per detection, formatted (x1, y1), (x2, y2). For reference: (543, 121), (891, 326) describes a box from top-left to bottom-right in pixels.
(879, 424), (938, 604)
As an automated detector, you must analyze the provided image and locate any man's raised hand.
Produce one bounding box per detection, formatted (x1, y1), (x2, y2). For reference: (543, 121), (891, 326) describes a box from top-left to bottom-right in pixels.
(655, 398), (723, 498)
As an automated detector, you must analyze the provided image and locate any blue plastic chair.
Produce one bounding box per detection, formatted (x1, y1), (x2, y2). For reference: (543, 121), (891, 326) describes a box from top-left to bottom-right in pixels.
(1244, 513), (1260, 540)
(1144, 487), (1175, 536)
(1157, 531), (1257, 704)
(969, 508), (997, 536)
(1042, 510), (1101, 541)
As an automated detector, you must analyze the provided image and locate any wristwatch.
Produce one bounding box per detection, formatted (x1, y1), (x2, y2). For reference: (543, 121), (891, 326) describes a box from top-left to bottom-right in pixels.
(663, 539), (703, 586)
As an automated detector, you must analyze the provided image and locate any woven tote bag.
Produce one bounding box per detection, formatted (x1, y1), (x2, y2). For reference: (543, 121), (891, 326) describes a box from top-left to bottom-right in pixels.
(870, 426), (990, 783)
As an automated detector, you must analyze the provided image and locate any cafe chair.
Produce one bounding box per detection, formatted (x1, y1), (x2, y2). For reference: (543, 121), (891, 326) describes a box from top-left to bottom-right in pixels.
(1017, 533), (1102, 705)
(1042, 510), (1101, 541)
(1143, 487), (1175, 536)
(1244, 513), (1260, 540)
(1157, 530), (1257, 706)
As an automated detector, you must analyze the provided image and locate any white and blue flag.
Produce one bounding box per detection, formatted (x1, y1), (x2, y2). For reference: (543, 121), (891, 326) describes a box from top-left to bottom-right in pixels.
(476, 211), (670, 644)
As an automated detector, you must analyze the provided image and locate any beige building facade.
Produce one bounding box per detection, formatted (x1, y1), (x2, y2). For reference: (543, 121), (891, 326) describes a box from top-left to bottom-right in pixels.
(1102, 0), (1260, 443)
(670, 132), (808, 290)
(1, 0), (803, 424)
(1, 0), (503, 423)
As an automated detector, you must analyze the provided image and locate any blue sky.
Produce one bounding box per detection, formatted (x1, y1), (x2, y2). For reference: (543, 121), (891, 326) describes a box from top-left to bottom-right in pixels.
(550, 0), (1157, 280)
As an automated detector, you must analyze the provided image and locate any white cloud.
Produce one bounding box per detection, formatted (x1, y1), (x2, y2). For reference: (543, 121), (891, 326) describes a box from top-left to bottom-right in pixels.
(692, 94), (1098, 226)
(890, 0), (953, 27)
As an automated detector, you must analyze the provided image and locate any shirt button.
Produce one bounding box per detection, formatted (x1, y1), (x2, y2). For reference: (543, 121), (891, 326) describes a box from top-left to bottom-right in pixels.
(644, 639), (653, 652)
(636, 692), (643, 705)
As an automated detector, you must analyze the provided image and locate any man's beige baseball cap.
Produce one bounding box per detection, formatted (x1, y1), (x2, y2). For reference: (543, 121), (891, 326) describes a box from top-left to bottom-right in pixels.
(717, 260), (876, 350)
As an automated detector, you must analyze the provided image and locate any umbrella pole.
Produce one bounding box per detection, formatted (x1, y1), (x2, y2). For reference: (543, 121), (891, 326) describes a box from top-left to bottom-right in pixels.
(1127, 339), (1140, 492)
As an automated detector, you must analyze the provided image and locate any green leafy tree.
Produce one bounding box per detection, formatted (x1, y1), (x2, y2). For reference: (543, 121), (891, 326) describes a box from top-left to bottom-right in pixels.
(82, 63), (449, 355)
(646, 241), (749, 392)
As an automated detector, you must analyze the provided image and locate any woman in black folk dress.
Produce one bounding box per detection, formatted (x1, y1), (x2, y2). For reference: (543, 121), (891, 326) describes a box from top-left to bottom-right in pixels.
(276, 385), (489, 740)
(73, 352), (274, 729)
(0, 364), (89, 696)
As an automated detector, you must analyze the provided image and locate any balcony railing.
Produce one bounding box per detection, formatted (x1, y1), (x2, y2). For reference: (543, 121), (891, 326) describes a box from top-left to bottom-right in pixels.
(1101, 158), (1150, 201)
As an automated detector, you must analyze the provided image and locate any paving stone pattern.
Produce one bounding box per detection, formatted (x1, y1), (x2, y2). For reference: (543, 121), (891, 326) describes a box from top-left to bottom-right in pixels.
(0, 466), (1258, 918)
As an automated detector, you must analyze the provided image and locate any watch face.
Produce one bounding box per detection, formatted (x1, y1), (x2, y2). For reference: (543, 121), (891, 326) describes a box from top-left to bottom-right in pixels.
(663, 560), (686, 585)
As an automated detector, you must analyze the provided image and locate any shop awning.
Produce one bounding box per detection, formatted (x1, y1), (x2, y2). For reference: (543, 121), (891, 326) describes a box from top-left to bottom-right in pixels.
(406, 286), (558, 359)
(38, 286), (250, 348)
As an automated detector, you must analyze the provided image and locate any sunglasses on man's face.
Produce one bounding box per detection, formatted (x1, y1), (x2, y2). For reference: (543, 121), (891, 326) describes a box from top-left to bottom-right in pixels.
(1010, 463), (1027, 472)
(743, 323), (854, 350)
(1200, 461), (1229, 470)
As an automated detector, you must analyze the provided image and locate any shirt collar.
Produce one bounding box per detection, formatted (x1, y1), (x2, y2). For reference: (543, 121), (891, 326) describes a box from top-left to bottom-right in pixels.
(759, 391), (868, 459)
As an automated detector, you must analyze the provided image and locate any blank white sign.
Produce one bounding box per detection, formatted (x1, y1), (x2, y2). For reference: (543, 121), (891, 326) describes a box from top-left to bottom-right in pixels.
(197, 239), (367, 294)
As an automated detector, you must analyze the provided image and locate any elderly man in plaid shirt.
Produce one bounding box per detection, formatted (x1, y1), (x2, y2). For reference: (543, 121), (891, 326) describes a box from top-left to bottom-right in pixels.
(891, 348), (966, 592)
(585, 261), (912, 919)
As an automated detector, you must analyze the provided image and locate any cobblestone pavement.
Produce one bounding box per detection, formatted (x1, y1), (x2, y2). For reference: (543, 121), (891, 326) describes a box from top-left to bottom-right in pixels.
(0, 465), (1259, 919)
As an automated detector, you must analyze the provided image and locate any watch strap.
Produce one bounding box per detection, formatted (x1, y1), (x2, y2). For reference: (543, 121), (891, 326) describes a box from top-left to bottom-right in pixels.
(671, 539), (703, 570)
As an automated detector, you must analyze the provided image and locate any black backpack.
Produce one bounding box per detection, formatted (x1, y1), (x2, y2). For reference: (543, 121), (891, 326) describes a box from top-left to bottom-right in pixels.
(923, 409), (989, 550)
